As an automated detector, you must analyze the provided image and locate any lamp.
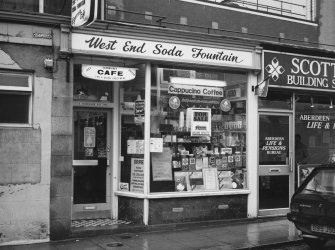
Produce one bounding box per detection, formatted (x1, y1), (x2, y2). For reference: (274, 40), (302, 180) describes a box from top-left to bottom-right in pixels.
(310, 97), (314, 108)
(169, 77), (227, 87)
(330, 99), (333, 109)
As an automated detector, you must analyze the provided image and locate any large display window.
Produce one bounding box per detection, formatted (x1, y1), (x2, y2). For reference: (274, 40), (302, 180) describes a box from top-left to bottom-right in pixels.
(149, 67), (248, 193)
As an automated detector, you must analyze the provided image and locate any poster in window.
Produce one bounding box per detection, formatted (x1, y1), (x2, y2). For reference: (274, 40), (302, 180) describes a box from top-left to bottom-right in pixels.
(127, 140), (144, 154)
(174, 172), (190, 191)
(135, 100), (145, 124)
(151, 147), (173, 181)
(203, 168), (218, 191)
(191, 108), (211, 136)
(130, 158), (144, 193)
(189, 171), (204, 191)
(84, 127), (96, 147)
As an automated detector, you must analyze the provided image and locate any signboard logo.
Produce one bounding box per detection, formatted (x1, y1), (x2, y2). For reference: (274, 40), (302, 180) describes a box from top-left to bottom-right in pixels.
(265, 57), (285, 81)
(220, 99), (231, 112)
(169, 96), (181, 109)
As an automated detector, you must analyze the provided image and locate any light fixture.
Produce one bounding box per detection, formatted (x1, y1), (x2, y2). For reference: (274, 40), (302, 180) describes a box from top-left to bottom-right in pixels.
(330, 99), (333, 109)
(310, 97), (314, 108)
(169, 77), (227, 87)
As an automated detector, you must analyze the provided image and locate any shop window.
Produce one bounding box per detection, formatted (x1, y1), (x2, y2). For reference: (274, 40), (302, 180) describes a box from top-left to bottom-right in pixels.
(119, 64), (146, 192)
(73, 64), (114, 105)
(295, 94), (335, 165)
(0, 72), (32, 124)
(0, 0), (38, 12)
(149, 67), (248, 192)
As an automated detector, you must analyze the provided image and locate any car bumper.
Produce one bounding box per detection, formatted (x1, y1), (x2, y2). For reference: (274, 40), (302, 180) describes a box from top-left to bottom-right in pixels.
(287, 212), (335, 240)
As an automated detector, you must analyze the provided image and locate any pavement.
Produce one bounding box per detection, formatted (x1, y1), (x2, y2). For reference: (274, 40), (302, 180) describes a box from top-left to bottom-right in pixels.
(0, 216), (302, 250)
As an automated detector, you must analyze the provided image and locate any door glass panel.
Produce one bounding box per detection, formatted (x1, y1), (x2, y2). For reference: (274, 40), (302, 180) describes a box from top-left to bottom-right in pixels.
(74, 111), (108, 160)
(73, 110), (108, 204)
(259, 175), (289, 209)
(258, 89), (292, 110)
(259, 115), (289, 165)
(73, 165), (106, 204)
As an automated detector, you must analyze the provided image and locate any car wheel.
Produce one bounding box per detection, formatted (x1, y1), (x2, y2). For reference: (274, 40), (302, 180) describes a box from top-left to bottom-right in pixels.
(303, 237), (327, 249)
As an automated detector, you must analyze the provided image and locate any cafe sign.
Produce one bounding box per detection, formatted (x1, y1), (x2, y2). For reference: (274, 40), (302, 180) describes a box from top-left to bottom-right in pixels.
(82, 65), (137, 81)
(264, 51), (335, 91)
(71, 33), (255, 69)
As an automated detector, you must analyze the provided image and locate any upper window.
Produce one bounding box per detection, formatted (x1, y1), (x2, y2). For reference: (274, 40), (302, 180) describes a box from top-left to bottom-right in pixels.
(0, 72), (32, 124)
(0, 0), (39, 12)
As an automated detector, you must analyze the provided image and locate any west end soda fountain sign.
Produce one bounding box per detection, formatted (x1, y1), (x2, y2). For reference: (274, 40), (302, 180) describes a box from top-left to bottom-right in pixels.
(264, 51), (335, 91)
(71, 34), (255, 69)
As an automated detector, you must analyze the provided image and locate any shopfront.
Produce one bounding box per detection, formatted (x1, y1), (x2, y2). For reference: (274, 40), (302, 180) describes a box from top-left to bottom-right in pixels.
(258, 51), (335, 216)
(69, 31), (261, 225)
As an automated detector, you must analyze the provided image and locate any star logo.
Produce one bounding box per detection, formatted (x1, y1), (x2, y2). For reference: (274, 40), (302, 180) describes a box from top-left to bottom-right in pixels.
(265, 57), (285, 81)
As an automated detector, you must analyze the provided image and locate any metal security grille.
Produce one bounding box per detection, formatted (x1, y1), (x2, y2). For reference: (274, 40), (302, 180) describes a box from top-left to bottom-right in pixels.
(72, 218), (132, 228)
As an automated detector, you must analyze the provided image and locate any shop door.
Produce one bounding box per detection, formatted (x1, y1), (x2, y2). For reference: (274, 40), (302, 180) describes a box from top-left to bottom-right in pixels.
(258, 112), (294, 216)
(72, 109), (112, 220)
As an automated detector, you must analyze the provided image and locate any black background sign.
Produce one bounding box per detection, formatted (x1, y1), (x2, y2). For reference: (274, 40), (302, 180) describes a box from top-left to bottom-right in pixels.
(264, 51), (335, 91)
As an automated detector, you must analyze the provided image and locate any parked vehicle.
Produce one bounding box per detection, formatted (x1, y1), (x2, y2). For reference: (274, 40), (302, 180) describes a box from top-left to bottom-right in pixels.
(287, 165), (335, 249)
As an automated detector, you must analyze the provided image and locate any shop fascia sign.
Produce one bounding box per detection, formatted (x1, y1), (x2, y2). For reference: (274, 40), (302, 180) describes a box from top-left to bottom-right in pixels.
(71, 33), (255, 68)
(71, 0), (97, 27)
(168, 84), (224, 97)
(82, 65), (137, 81)
(264, 51), (335, 91)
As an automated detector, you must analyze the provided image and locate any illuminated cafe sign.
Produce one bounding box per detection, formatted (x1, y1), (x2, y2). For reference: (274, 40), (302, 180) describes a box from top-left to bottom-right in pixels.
(264, 51), (335, 91)
(82, 65), (137, 81)
(71, 33), (255, 69)
(168, 84), (224, 97)
(71, 0), (97, 27)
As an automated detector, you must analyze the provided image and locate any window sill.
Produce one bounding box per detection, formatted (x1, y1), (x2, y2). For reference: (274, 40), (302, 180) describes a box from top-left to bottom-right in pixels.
(115, 189), (250, 199)
(0, 123), (32, 128)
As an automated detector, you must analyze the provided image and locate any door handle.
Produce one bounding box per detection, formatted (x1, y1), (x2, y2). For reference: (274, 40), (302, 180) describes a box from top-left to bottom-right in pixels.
(289, 157), (293, 172)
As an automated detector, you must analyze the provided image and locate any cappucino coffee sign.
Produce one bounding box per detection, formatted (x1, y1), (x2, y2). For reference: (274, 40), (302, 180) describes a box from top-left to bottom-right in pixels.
(71, 34), (255, 69)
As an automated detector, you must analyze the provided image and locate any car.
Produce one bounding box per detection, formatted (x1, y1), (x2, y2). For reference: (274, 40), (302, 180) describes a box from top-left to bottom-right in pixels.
(287, 164), (335, 249)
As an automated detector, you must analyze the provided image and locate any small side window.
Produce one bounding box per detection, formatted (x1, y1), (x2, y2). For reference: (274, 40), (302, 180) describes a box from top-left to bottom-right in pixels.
(0, 72), (32, 125)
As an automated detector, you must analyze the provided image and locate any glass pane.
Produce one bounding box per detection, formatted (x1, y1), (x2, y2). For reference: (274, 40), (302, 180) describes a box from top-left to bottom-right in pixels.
(259, 175), (289, 209)
(259, 115), (289, 165)
(44, 0), (71, 16)
(0, 74), (29, 88)
(0, 93), (29, 123)
(73, 111), (108, 160)
(0, 0), (38, 12)
(119, 64), (146, 192)
(303, 169), (335, 194)
(73, 64), (113, 103)
(258, 89), (292, 110)
(295, 94), (335, 165)
(150, 66), (248, 192)
(73, 165), (106, 204)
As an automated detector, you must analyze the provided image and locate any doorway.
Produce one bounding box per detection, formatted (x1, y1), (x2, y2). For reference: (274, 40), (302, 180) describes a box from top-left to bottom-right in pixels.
(258, 112), (294, 216)
(72, 109), (113, 220)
